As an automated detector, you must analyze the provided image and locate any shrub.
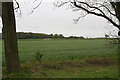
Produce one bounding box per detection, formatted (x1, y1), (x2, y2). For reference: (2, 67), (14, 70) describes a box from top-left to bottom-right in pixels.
(34, 51), (43, 64)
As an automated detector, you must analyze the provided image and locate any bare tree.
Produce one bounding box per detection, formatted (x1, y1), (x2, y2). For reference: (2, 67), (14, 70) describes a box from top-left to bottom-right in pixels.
(54, 0), (120, 36)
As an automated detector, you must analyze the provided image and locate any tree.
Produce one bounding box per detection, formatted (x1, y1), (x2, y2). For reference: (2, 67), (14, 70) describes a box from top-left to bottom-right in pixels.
(54, 0), (120, 36)
(1, 0), (42, 73)
(0, 1), (1, 16)
(54, 34), (59, 38)
(59, 34), (64, 38)
(2, 1), (21, 72)
(105, 34), (109, 38)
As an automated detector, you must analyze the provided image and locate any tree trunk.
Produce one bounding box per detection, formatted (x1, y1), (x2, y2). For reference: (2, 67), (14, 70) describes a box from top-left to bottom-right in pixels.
(2, 2), (21, 73)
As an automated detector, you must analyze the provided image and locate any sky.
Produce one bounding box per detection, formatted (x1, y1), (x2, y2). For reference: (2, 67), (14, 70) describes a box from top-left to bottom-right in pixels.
(0, 0), (119, 38)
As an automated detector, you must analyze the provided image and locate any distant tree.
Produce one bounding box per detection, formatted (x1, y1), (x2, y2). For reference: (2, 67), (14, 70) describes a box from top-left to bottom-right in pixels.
(49, 34), (54, 38)
(68, 36), (83, 39)
(105, 34), (110, 38)
(68, 36), (74, 38)
(54, 34), (59, 38)
(59, 34), (64, 38)
(80, 36), (84, 39)
(16, 32), (65, 39)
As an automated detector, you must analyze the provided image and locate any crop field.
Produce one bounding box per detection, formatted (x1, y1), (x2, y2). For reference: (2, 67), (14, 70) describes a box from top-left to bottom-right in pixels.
(1, 39), (119, 78)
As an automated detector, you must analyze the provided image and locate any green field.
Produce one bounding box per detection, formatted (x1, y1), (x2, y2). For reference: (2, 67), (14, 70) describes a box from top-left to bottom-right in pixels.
(2, 39), (119, 78)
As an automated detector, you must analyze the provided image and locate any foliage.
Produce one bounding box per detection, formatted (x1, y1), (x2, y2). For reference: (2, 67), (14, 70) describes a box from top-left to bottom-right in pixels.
(2, 32), (85, 39)
(68, 36), (84, 39)
(109, 38), (120, 45)
(34, 50), (43, 64)
(16, 32), (65, 39)
(104, 33), (120, 45)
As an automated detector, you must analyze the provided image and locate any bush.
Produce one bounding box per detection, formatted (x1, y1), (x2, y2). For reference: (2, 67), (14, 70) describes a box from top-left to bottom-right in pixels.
(34, 51), (43, 64)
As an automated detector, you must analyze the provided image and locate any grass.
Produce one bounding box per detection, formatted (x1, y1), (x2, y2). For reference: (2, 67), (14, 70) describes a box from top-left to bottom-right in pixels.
(1, 39), (119, 78)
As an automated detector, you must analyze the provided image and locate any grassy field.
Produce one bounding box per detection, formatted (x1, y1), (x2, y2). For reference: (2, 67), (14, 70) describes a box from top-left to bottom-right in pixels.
(2, 39), (119, 78)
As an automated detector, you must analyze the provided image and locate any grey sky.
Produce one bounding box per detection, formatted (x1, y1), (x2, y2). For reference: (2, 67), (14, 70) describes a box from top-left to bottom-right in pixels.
(0, 0), (119, 37)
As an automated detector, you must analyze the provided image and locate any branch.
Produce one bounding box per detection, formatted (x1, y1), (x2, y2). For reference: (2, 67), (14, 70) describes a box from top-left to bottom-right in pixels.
(97, 2), (116, 17)
(14, 0), (19, 10)
(73, 1), (120, 30)
(76, 1), (106, 16)
(110, 2), (118, 17)
(29, 0), (42, 14)
(14, 0), (22, 16)
(53, 1), (69, 7)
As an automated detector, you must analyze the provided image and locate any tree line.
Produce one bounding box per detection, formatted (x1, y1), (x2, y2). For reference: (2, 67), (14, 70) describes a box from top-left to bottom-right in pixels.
(16, 32), (64, 39)
(16, 32), (85, 39)
(0, 32), (85, 39)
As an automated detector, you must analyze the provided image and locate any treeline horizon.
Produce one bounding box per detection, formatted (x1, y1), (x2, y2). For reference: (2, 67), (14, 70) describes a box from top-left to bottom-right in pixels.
(16, 32), (85, 39)
(0, 32), (109, 39)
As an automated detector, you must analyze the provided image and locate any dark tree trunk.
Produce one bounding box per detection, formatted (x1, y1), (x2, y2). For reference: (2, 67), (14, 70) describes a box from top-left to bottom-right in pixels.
(2, 2), (21, 73)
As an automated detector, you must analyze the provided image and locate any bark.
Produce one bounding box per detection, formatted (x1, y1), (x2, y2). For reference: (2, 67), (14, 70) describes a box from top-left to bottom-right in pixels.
(2, 2), (21, 73)
(116, 2), (120, 36)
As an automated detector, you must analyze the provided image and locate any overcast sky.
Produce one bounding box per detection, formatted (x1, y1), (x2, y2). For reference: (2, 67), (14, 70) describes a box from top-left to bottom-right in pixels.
(0, 0), (118, 38)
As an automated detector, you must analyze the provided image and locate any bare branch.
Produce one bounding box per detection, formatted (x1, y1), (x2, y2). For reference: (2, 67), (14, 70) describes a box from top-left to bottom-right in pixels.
(73, 1), (120, 29)
(14, 0), (22, 17)
(94, 2), (116, 17)
(75, 1), (106, 15)
(29, 0), (42, 14)
(53, 1), (69, 7)
(14, 0), (19, 10)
